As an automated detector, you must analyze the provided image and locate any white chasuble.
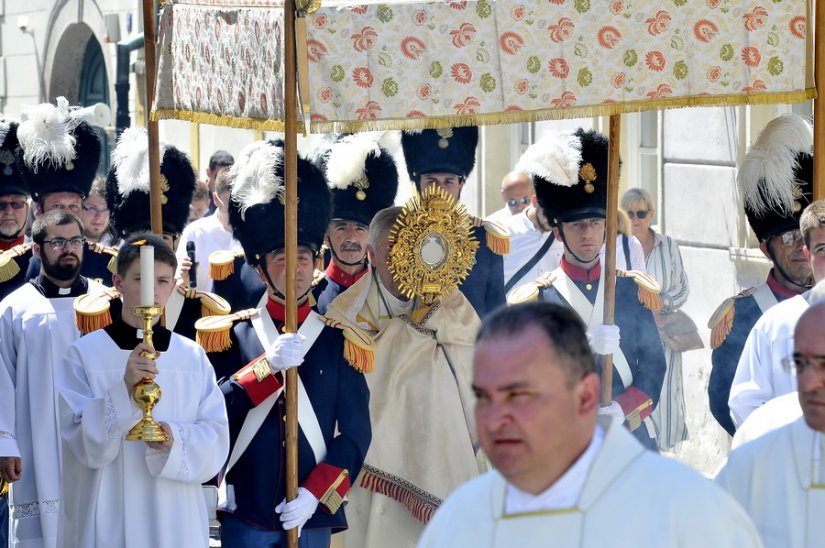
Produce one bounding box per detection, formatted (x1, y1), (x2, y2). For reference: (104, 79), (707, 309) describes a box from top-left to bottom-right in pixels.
(0, 285), (87, 548)
(57, 329), (229, 548)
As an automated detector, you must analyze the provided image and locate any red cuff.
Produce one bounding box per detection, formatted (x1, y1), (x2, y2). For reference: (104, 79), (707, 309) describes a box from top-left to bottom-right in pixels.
(303, 462), (351, 514)
(233, 355), (284, 406)
(614, 387), (654, 430)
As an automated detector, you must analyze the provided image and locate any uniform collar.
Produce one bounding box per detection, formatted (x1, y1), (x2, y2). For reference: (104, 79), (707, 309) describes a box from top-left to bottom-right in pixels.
(766, 269), (800, 300)
(560, 256), (601, 282)
(32, 273), (88, 299)
(326, 260), (368, 288)
(0, 234), (24, 251)
(266, 297), (312, 325)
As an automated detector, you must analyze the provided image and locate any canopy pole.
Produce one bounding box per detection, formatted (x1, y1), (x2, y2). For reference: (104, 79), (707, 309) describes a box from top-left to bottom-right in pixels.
(142, 0), (163, 235)
(284, 1), (300, 547)
(601, 115), (621, 406)
(815, 0), (825, 201)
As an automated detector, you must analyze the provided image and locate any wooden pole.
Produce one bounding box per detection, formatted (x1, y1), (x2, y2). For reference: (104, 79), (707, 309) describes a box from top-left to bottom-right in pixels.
(814, 0), (825, 201)
(283, 1), (300, 546)
(142, 0), (163, 235)
(601, 115), (621, 406)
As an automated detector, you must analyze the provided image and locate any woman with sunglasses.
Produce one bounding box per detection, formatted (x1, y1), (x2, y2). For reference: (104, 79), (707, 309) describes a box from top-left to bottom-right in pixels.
(621, 187), (690, 452)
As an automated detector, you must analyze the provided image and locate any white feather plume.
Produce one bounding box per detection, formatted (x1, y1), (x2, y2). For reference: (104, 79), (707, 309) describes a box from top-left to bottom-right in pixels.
(515, 132), (582, 187)
(738, 114), (813, 216)
(17, 97), (78, 173)
(230, 142), (283, 220)
(0, 119), (10, 148)
(325, 132), (383, 189)
(111, 126), (169, 196)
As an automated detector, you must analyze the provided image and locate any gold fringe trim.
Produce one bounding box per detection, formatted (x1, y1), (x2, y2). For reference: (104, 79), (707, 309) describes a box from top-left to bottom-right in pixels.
(485, 230), (509, 256)
(344, 339), (373, 373)
(637, 287), (661, 312)
(210, 260), (235, 282)
(710, 306), (735, 350)
(358, 467), (440, 524)
(152, 108), (290, 133)
(152, 88), (814, 134)
(107, 254), (118, 274)
(0, 476), (7, 497)
(197, 328), (232, 353)
(0, 255), (20, 283)
(75, 309), (113, 335)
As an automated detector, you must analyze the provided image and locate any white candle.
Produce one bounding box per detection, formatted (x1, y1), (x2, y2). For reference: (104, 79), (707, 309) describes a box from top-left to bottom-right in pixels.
(140, 245), (154, 306)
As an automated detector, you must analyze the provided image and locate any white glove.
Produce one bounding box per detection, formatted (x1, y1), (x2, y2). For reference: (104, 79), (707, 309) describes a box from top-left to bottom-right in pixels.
(276, 487), (319, 533)
(266, 333), (306, 374)
(586, 324), (620, 355)
(598, 401), (626, 425)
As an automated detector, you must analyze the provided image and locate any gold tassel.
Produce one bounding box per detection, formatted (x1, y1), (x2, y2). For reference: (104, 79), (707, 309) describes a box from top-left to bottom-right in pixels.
(710, 308), (735, 350)
(210, 260), (235, 281)
(0, 476), (7, 497)
(196, 328), (232, 353)
(637, 287), (661, 312)
(75, 309), (113, 335)
(0, 255), (20, 282)
(485, 231), (509, 255)
(107, 254), (118, 274)
(344, 340), (373, 373)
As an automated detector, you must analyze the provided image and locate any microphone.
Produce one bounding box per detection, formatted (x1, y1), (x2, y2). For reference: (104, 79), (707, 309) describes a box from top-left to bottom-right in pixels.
(186, 241), (197, 288)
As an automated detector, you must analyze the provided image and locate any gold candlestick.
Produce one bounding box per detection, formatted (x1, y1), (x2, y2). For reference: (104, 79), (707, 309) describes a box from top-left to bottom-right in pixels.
(126, 305), (167, 442)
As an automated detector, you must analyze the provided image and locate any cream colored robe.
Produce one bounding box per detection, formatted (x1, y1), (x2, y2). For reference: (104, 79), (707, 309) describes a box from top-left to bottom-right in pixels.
(717, 416), (825, 548)
(419, 418), (763, 548)
(325, 272), (485, 548)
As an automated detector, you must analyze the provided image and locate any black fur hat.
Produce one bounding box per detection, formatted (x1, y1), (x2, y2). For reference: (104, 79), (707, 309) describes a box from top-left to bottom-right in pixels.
(325, 133), (398, 226)
(518, 128), (613, 225)
(15, 98), (101, 201)
(228, 140), (331, 265)
(106, 127), (196, 238)
(738, 114), (814, 241)
(401, 126), (478, 188)
(0, 120), (26, 196)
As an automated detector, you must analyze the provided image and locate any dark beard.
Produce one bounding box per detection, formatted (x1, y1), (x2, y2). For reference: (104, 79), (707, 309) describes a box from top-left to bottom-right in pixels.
(42, 253), (81, 281)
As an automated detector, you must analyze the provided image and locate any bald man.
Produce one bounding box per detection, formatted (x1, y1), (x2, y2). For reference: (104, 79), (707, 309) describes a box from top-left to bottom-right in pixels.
(486, 172), (534, 223)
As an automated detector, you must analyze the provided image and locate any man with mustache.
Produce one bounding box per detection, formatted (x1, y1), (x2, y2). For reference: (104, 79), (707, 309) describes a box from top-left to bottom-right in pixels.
(728, 199), (825, 427)
(709, 114), (814, 435)
(0, 99), (101, 548)
(716, 293), (825, 547)
(0, 120), (32, 305)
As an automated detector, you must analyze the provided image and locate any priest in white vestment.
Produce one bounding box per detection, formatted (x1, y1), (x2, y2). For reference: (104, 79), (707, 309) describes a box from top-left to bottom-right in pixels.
(0, 210), (102, 548)
(326, 207), (487, 548)
(730, 208), (825, 428)
(717, 297), (825, 548)
(419, 303), (762, 548)
(57, 235), (229, 548)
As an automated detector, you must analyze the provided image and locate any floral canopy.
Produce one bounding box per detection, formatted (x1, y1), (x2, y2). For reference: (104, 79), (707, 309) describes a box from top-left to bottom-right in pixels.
(153, 0), (813, 132)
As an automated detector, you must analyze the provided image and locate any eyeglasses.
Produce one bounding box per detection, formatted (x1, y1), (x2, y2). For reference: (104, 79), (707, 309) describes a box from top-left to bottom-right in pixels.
(507, 197), (531, 207)
(782, 354), (825, 375)
(626, 210), (650, 220)
(0, 200), (26, 211)
(42, 237), (86, 251)
(82, 206), (109, 216)
(776, 230), (803, 247)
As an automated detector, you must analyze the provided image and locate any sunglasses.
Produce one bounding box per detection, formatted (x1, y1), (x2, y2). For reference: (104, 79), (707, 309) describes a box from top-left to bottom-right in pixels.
(507, 197), (531, 207)
(0, 200), (26, 211)
(626, 210), (650, 220)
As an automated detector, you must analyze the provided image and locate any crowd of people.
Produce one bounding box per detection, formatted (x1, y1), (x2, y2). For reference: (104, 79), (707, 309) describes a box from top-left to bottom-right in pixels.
(0, 99), (822, 548)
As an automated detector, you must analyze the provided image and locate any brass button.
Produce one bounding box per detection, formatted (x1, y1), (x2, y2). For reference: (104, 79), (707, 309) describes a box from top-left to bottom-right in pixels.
(282, 441), (286, 447)
(283, 415), (287, 422)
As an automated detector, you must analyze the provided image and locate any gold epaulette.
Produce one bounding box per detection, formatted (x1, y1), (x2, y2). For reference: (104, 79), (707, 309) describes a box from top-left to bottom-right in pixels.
(708, 287), (756, 349)
(320, 315), (375, 373)
(74, 287), (121, 334)
(618, 269), (661, 311)
(0, 243), (30, 282)
(507, 272), (556, 305)
(195, 308), (258, 353)
(209, 249), (245, 282)
(88, 242), (119, 274)
(177, 282), (232, 318)
(472, 216), (510, 255)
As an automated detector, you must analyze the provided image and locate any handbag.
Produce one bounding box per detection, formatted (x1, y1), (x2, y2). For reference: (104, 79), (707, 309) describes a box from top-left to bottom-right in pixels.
(657, 309), (704, 352)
